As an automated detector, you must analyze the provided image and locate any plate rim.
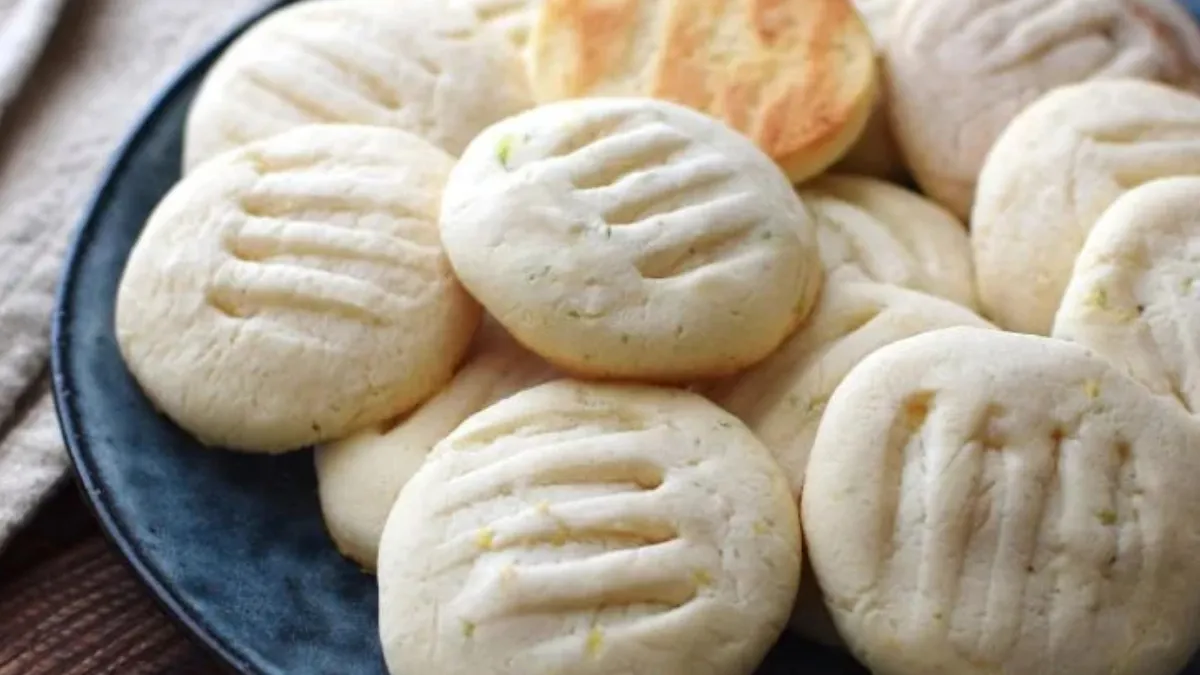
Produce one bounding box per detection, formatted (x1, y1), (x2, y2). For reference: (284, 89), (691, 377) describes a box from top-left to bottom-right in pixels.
(48, 3), (295, 674)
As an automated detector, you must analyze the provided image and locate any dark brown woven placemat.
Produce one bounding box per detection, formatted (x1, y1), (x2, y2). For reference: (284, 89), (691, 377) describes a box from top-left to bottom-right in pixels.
(0, 486), (224, 675)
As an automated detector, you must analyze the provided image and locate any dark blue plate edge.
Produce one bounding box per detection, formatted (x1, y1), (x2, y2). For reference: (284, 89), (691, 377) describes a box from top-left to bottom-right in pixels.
(47, 3), (291, 674)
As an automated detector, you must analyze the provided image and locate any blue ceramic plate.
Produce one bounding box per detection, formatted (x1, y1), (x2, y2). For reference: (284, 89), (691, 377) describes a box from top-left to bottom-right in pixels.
(48, 2), (1200, 674)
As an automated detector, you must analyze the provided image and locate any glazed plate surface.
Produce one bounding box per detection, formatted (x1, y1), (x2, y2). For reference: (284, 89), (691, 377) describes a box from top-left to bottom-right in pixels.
(49, 1), (1200, 673)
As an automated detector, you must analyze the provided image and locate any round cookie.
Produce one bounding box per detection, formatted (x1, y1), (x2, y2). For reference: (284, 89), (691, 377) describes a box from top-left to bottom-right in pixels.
(885, 0), (1200, 219)
(183, 0), (532, 172)
(972, 79), (1200, 335)
(439, 97), (823, 381)
(1053, 176), (1200, 413)
(316, 319), (556, 570)
(377, 379), (801, 675)
(526, 0), (878, 182)
(800, 174), (976, 309)
(803, 327), (1200, 675)
(116, 125), (479, 453)
(701, 282), (992, 649)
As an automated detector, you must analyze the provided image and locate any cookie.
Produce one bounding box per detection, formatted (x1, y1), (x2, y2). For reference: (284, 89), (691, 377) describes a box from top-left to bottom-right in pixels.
(315, 319), (556, 569)
(439, 97), (823, 381)
(526, 0), (878, 182)
(377, 380), (800, 675)
(885, 0), (1200, 219)
(972, 79), (1200, 334)
(1053, 176), (1200, 413)
(115, 125), (479, 452)
(803, 327), (1200, 675)
(800, 174), (976, 309)
(183, 0), (532, 171)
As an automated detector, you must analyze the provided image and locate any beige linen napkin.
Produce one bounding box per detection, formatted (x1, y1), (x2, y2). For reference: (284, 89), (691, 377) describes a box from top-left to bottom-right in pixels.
(0, 0), (270, 552)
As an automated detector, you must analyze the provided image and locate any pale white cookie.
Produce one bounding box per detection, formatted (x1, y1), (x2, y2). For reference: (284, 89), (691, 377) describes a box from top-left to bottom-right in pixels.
(183, 0), (532, 171)
(316, 319), (556, 570)
(800, 174), (976, 309)
(973, 78), (1200, 335)
(378, 380), (800, 675)
(116, 125), (479, 453)
(803, 327), (1200, 675)
(440, 98), (823, 381)
(1053, 176), (1200, 414)
(885, 0), (1200, 219)
(702, 282), (991, 649)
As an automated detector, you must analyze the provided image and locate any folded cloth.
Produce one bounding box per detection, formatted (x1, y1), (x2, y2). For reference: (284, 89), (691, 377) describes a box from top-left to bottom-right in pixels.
(0, 0), (65, 127)
(0, 0), (270, 554)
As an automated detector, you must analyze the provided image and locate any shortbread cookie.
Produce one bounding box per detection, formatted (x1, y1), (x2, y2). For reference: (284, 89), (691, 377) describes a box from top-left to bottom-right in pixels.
(378, 380), (801, 675)
(316, 319), (555, 569)
(527, 0), (878, 182)
(973, 79), (1200, 334)
(440, 98), (823, 381)
(116, 125), (479, 452)
(800, 174), (976, 309)
(703, 282), (991, 648)
(456, 0), (542, 48)
(1053, 176), (1200, 413)
(803, 327), (1200, 675)
(183, 0), (531, 171)
(885, 0), (1200, 219)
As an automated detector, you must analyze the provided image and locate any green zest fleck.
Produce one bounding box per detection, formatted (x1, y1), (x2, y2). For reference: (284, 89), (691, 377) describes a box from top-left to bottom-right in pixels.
(620, 333), (630, 344)
(762, 231), (774, 240)
(462, 620), (476, 638)
(1097, 509), (1118, 526)
(567, 309), (581, 319)
(496, 134), (515, 168)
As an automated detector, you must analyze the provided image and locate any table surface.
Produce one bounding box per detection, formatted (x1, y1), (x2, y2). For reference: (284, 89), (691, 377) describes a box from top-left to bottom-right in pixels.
(0, 486), (222, 674)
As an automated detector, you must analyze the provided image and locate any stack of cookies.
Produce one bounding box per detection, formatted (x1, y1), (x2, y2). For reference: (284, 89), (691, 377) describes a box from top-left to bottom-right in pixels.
(112, 0), (1200, 674)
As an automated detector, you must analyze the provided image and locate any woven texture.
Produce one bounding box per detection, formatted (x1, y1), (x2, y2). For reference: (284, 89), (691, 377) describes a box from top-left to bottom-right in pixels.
(0, 489), (223, 674)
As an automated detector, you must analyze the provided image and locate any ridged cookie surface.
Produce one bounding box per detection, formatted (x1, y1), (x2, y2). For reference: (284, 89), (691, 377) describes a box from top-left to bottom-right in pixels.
(183, 0), (531, 171)
(972, 79), (1200, 334)
(801, 174), (976, 309)
(316, 318), (556, 570)
(527, 0), (877, 182)
(439, 97), (823, 381)
(1053, 176), (1200, 414)
(116, 125), (479, 452)
(378, 380), (800, 675)
(886, 0), (1200, 219)
(803, 327), (1200, 675)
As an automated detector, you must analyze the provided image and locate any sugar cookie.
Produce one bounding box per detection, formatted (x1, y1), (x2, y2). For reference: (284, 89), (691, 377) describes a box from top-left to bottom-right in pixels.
(1053, 176), (1200, 413)
(184, 0), (532, 171)
(440, 97), (823, 381)
(377, 380), (800, 675)
(800, 174), (976, 309)
(526, 0), (878, 182)
(803, 327), (1200, 675)
(972, 79), (1200, 334)
(885, 0), (1200, 219)
(116, 125), (479, 452)
(316, 319), (556, 569)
